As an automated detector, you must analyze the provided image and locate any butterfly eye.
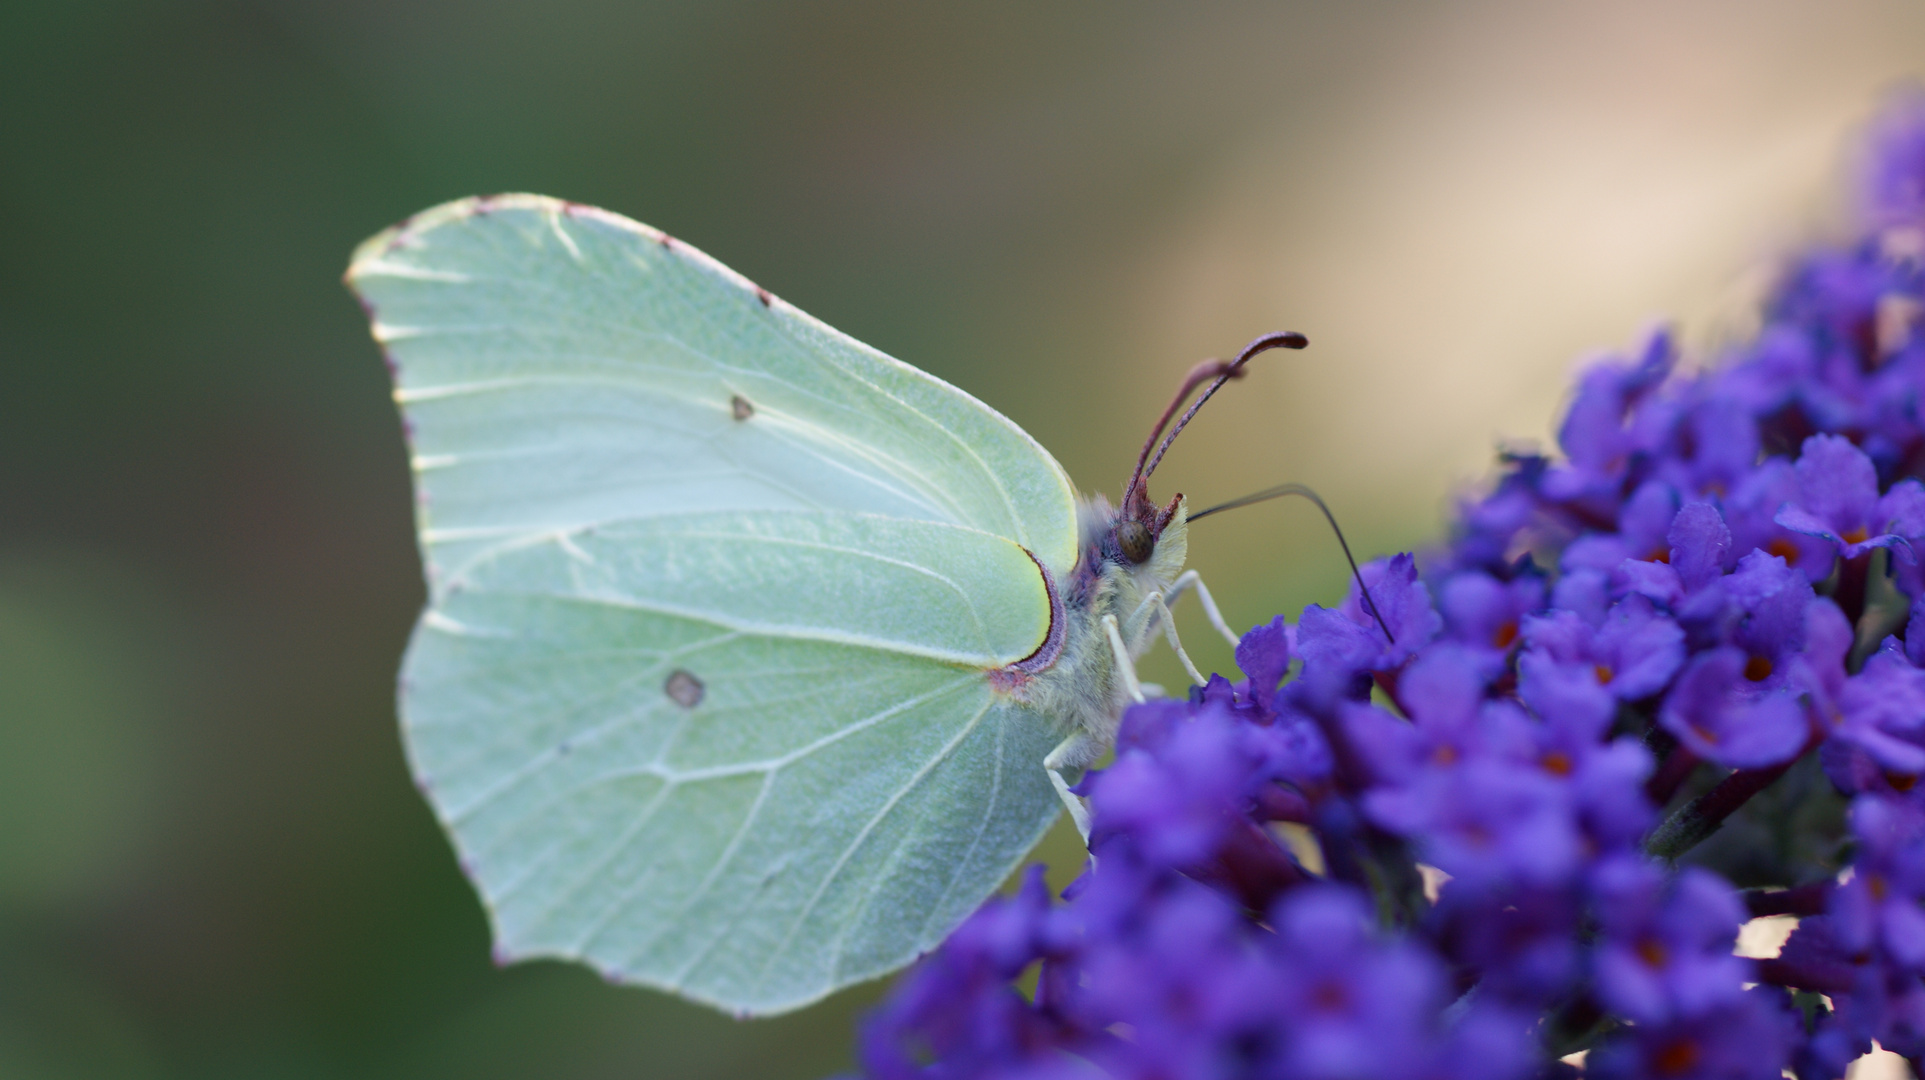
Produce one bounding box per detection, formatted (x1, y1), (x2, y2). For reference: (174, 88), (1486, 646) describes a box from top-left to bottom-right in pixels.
(1116, 520), (1155, 564)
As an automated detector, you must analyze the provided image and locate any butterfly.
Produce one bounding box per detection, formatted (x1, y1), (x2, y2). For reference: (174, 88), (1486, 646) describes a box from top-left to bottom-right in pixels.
(346, 195), (1304, 1016)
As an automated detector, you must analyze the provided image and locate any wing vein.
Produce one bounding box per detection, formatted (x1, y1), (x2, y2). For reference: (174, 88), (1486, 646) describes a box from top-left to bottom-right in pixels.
(458, 589), (1001, 668)
(753, 693), (997, 982)
(907, 703), (1010, 950)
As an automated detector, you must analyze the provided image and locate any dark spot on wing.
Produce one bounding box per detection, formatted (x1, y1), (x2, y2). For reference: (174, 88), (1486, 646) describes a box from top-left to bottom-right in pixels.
(665, 669), (705, 708)
(731, 394), (755, 421)
(755, 286), (772, 307)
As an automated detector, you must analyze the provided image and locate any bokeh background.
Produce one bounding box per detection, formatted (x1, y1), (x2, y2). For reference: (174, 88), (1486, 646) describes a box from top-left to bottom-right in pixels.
(6, 2), (1925, 1076)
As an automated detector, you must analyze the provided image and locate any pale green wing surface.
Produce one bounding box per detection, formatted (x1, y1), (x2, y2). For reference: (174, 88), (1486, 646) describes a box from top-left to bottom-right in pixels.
(408, 511), (1069, 1014)
(347, 197), (1084, 1014)
(346, 194), (1080, 589)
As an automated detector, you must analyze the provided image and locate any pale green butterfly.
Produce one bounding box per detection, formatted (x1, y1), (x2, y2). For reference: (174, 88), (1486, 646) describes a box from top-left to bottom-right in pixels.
(346, 194), (1305, 1016)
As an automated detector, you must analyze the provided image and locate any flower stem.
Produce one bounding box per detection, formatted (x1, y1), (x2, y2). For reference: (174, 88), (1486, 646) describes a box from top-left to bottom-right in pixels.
(1643, 757), (1800, 862)
(1833, 551), (1872, 629)
(1541, 993), (1612, 1058)
(1644, 745), (1701, 807)
(1754, 957), (1855, 994)
(1742, 881), (1830, 918)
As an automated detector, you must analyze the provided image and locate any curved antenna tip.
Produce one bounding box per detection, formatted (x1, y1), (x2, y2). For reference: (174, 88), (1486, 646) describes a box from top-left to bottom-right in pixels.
(1130, 331), (1313, 505)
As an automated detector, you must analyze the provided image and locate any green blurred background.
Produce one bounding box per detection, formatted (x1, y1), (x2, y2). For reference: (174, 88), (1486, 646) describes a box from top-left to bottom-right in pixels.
(4, 2), (1925, 1076)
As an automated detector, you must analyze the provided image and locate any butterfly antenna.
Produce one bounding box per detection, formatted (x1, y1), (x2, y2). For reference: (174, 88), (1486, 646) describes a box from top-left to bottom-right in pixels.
(1190, 481), (1395, 644)
(1125, 332), (1308, 513)
(1126, 357), (1240, 507)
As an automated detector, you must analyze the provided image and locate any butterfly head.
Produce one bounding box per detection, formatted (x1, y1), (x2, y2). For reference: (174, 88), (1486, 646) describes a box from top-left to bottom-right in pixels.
(1078, 492), (1189, 599)
(1106, 484), (1186, 576)
(1115, 517), (1155, 564)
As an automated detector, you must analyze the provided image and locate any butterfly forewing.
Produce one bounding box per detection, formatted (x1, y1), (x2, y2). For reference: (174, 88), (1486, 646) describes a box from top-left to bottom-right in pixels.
(351, 195), (1079, 587)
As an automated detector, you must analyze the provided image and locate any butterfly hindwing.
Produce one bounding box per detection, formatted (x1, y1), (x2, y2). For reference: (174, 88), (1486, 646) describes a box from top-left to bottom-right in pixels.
(405, 520), (1067, 1013)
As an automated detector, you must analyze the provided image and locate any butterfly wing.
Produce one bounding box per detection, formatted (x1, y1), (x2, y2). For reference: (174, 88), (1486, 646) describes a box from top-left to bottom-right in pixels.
(347, 196), (1079, 1014)
(350, 195), (1078, 585)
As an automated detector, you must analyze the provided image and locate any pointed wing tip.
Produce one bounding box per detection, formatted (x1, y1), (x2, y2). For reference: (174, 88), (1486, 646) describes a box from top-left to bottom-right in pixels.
(343, 196), (803, 348)
(344, 194), (674, 283)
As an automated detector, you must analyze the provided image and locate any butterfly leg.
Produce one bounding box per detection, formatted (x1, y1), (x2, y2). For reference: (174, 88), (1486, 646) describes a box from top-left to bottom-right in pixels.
(1045, 616), (1150, 846)
(1127, 590), (1208, 688)
(1102, 613), (1146, 705)
(1044, 732), (1096, 843)
(1165, 569), (1242, 648)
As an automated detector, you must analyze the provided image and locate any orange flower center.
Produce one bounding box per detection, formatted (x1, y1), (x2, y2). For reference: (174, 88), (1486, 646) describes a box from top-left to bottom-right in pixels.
(1744, 655), (1774, 682)
(1492, 621), (1519, 649)
(1654, 1038), (1701, 1076)
(1541, 751), (1574, 776)
(1594, 664), (1615, 685)
(1637, 937), (1670, 968)
(1844, 526), (1870, 544)
(1767, 538), (1801, 564)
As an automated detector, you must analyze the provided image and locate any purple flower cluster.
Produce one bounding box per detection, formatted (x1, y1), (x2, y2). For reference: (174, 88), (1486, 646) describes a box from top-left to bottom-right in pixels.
(853, 92), (1925, 1080)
